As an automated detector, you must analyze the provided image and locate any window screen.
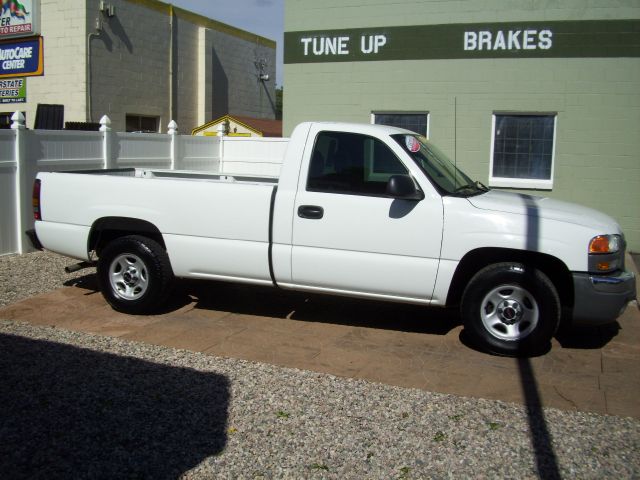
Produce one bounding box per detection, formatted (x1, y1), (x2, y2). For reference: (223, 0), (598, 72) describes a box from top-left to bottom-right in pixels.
(373, 113), (428, 136)
(307, 131), (408, 196)
(492, 115), (555, 180)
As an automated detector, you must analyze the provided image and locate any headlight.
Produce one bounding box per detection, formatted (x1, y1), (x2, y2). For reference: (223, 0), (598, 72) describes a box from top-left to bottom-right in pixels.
(589, 235), (621, 254)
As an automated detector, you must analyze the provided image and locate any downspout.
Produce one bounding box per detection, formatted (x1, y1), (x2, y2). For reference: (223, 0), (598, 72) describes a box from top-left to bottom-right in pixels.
(169, 4), (174, 127)
(87, 23), (100, 122)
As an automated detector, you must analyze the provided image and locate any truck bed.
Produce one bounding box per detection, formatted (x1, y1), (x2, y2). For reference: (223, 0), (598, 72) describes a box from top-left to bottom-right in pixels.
(36, 168), (278, 285)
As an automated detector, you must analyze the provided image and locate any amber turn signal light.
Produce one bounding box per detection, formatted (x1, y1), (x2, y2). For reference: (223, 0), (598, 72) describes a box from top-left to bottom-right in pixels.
(589, 236), (610, 253)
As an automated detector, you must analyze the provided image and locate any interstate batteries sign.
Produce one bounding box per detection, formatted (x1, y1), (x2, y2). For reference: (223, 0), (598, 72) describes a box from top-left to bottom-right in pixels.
(284, 20), (640, 63)
(0, 36), (43, 77)
(0, 77), (25, 103)
(0, 0), (40, 39)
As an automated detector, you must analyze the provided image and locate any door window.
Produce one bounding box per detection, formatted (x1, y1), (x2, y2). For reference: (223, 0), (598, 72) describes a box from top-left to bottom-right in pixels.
(307, 131), (408, 196)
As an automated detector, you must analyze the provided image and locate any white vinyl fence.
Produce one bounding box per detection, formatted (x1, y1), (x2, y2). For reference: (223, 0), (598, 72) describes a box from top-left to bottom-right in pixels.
(0, 113), (287, 256)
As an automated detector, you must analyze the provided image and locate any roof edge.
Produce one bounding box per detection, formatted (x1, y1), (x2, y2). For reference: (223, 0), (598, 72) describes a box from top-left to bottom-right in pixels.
(124, 0), (276, 49)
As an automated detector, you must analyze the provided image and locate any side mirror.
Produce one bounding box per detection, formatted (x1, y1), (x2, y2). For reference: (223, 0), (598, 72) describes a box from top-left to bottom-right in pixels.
(386, 175), (424, 201)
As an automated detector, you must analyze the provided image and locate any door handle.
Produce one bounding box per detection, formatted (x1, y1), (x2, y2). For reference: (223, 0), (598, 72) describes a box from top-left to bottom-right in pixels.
(298, 205), (324, 219)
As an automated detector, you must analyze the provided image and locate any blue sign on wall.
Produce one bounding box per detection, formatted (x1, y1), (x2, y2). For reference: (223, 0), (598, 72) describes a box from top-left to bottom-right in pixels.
(0, 36), (43, 78)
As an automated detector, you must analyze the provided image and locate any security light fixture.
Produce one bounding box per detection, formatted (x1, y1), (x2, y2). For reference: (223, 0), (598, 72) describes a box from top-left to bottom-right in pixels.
(99, 1), (116, 17)
(254, 57), (270, 82)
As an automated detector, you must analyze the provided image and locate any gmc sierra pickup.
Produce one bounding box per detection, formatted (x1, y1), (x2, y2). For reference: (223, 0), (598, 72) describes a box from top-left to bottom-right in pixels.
(30, 122), (636, 355)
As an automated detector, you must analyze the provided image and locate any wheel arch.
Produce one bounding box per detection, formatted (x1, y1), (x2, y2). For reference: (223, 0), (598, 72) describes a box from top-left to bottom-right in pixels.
(88, 217), (166, 256)
(446, 247), (574, 309)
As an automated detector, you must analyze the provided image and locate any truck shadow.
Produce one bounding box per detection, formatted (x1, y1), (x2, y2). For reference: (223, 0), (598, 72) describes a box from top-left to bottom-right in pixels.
(0, 332), (229, 479)
(185, 278), (461, 336)
(66, 274), (622, 348)
(66, 274), (460, 336)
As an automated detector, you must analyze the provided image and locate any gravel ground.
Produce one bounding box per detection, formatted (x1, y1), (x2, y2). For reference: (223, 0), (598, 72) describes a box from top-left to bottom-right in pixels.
(1, 321), (639, 479)
(0, 251), (95, 307)
(1, 252), (640, 478)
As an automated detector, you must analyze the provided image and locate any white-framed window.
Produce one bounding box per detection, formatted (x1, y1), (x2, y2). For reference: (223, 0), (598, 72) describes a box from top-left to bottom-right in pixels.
(489, 112), (557, 189)
(371, 111), (430, 138)
(126, 114), (160, 133)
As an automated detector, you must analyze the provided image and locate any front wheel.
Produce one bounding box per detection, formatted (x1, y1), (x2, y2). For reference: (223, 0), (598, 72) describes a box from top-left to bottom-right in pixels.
(461, 263), (560, 356)
(97, 235), (174, 314)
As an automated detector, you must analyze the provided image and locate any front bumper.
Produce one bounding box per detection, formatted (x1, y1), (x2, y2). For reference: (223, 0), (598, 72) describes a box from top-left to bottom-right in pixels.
(572, 270), (636, 325)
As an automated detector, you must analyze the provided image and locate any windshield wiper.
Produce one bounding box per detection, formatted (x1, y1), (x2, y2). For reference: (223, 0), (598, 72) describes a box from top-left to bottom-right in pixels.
(451, 184), (476, 195)
(451, 181), (489, 197)
(453, 184), (474, 192)
(474, 180), (490, 192)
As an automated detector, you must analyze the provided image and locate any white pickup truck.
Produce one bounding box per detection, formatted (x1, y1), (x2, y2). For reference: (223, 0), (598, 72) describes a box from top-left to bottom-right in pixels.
(30, 122), (636, 355)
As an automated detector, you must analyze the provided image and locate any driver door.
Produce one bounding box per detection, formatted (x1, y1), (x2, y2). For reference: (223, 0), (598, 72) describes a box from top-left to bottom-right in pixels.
(290, 129), (443, 302)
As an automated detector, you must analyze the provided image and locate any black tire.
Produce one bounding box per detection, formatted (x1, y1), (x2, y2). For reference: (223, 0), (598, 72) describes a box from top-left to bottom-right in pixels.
(460, 263), (560, 356)
(97, 235), (174, 314)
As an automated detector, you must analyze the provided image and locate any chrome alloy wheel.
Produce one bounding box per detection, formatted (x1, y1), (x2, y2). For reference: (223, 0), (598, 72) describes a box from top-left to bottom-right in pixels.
(480, 284), (539, 341)
(109, 253), (149, 301)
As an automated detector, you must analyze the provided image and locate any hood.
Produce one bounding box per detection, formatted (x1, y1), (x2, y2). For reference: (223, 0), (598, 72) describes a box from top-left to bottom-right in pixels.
(467, 190), (620, 233)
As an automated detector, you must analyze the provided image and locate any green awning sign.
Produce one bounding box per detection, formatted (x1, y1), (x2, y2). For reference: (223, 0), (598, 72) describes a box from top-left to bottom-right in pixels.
(285, 20), (640, 64)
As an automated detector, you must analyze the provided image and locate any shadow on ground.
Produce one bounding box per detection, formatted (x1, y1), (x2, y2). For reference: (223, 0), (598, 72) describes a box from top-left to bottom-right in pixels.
(64, 273), (624, 350)
(66, 274), (462, 337)
(555, 321), (620, 349)
(0, 333), (229, 478)
(192, 280), (461, 336)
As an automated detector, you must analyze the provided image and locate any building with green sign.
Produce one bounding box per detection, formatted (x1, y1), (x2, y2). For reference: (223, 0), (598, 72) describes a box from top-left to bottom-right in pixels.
(284, 1), (640, 251)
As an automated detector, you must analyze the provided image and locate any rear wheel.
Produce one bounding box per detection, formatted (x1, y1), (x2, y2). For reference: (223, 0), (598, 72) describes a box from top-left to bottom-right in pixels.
(461, 263), (560, 356)
(97, 235), (173, 314)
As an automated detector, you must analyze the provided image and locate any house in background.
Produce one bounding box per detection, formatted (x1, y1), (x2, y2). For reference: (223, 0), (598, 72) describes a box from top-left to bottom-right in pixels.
(192, 114), (282, 137)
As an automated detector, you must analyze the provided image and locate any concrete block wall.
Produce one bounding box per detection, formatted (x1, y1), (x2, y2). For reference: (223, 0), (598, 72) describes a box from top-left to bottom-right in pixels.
(21, 0), (88, 127)
(284, 0), (640, 251)
(88, 0), (171, 132)
(208, 29), (277, 121)
(86, 0), (277, 133)
(197, 28), (213, 126)
(174, 14), (200, 132)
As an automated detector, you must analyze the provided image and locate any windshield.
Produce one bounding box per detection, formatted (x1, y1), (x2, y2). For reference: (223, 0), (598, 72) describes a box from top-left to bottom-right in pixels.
(391, 134), (487, 196)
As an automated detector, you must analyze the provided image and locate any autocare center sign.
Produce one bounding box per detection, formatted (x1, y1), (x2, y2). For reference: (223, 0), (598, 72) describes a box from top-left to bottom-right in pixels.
(0, 0), (42, 89)
(0, 36), (42, 77)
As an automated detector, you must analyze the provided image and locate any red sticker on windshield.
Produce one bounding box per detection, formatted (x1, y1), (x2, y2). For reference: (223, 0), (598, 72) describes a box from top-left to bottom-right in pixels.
(405, 136), (420, 153)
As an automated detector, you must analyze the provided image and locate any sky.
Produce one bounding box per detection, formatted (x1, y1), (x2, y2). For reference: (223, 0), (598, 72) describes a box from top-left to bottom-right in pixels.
(170, 0), (285, 87)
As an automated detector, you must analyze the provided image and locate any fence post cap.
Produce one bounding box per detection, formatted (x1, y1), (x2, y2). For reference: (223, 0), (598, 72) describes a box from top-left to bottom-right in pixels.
(10, 111), (25, 130)
(168, 120), (178, 135)
(99, 115), (112, 132)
